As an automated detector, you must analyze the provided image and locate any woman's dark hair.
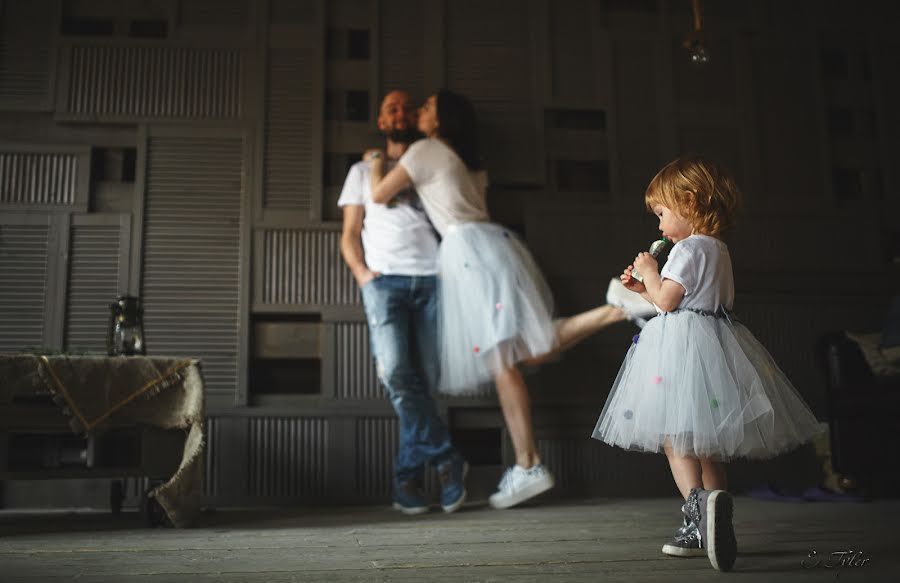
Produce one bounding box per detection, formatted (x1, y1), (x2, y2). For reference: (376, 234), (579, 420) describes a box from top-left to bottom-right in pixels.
(435, 89), (483, 171)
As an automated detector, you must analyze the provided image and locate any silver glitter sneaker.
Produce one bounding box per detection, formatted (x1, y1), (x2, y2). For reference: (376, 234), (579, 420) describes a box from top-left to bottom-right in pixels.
(684, 487), (738, 571)
(662, 503), (706, 558)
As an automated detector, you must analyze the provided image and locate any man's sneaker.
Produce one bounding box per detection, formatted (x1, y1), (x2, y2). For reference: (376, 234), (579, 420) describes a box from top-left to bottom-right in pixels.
(605, 277), (657, 326)
(662, 504), (706, 557)
(437, 457), (468, 514)
(488, 463), (555, 509)
(685, 488), (738, 571)
(392, 479), (428, 515)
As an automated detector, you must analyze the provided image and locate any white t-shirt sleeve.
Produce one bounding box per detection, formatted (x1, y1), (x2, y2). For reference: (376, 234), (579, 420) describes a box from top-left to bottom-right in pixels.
(660, 240), (697, 296)
(337, 163), (365, 207)
(398, 140), (435, 187)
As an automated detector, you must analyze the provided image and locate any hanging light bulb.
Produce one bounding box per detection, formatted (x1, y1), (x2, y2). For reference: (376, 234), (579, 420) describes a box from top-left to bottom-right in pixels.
(689, 41), (710, 64)
(683, 0), (710, 65)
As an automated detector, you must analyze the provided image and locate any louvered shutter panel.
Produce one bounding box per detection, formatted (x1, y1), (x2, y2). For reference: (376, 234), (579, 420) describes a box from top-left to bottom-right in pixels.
(263, 49), (316, 212)
(0, 0), (55, 110)
(142, 136), (243, 397)
(0, 222), (50, 352)
(60, 45), (242, 120)
(63, 218), (127, 353)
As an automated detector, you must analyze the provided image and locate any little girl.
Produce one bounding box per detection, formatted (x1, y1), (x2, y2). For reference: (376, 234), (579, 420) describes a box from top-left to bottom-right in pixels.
(368, 90), (626, 509)
(592, 155), (821, 571)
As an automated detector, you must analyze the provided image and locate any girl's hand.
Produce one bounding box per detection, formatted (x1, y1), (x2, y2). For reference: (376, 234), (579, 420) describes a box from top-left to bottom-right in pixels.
(363, 149), (385, 163)
(621, 266), (646, 293)
(633, 252), (658, 276)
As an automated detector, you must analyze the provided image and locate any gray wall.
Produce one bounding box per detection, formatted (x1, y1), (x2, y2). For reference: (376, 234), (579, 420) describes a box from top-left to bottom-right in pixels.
(1, 0), (898, 507)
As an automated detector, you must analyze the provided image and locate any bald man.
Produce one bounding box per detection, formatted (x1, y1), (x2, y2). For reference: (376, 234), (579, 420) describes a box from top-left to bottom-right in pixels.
(339, 91), (467, 515)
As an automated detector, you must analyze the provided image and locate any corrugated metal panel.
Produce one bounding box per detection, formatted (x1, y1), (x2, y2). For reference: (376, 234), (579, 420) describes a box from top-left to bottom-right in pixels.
(733, 298), (854, 418)
(262, 229), (358, 305)
(537, 437), (675, 497)
(247, 417), (328, 497)
(0, 0), (54, 104)
(64, 224), (121, 352)
(613, 38), (661, 196)
(270, 0), (319, 24)
(179, 0), (248, 29)
(335, 322), (379, 399)
(549, 0), (599, 102)
(142, 136), (243, 396)
(445, 0), (538, 184)
(356, 417), (397, 498)
(536, 438), (596, 497)
(0, 224), (49, 352)
(446, 0), (531, 102)
(264, 49), (315, 211)
(445, 382), (494, 400)
(0, 153), (78, 205)
(537, 436), (674, 497)
(65, 46), (242, 119)
(380, 0), (425, 99)
(127, 476), (151, 500)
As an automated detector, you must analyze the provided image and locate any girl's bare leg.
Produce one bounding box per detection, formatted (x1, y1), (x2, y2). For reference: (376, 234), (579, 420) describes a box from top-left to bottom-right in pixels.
(700, 457), (728, 491)
(664, 443), (703, 499)
(494, 366), (540, 469)
(524, 305), (627, 366)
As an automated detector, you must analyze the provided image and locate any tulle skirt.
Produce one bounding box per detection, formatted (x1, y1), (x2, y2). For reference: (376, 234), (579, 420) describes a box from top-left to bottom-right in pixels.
(437, 222), (556, 394)
(592, 310), (822, 460)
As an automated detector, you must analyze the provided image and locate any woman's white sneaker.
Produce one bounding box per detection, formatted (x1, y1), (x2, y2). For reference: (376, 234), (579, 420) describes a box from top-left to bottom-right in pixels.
(488, 463), (555, 509)
(605, 277), (658, 325)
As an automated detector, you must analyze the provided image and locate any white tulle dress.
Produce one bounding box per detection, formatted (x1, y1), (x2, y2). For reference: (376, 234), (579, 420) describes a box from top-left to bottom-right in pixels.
(436, 222), (556, 393)
(398, 138), (557, 395)
(592, 235), (822, 460)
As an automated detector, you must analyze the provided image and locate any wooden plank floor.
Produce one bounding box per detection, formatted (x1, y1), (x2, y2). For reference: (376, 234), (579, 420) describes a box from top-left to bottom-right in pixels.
(1, 497), (897, 582)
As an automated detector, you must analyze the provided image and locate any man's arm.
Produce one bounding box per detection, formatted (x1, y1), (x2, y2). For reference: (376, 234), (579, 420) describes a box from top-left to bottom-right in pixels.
(340, 204), (379, 288)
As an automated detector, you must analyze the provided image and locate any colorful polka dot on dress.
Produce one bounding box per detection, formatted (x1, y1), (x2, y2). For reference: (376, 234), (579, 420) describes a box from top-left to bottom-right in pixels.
(632, 334), (640, 344)
(473, 346), (480, 354)
(623, 410), (633, 420)
(652, 375), (663, 384)
(495, 302), (503, 310)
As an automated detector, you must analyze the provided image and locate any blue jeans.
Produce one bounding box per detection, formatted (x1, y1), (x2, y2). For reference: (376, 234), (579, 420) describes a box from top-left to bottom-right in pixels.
(361, 275), (456, 483)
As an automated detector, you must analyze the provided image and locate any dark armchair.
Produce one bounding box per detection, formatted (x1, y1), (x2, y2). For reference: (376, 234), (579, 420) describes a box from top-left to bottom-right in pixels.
(817, 331), (900, 495)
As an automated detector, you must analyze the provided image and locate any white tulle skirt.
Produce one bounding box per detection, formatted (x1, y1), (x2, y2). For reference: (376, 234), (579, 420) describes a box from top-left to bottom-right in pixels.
(437, 222), (556, 394)
(592, 310), (822, 460)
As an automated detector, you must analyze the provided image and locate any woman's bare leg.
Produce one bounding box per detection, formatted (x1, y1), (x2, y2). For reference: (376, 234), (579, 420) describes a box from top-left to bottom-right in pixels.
(494, 366), (540, 469)
(524, 305), (627, 366)
(554, 304), (627, 352)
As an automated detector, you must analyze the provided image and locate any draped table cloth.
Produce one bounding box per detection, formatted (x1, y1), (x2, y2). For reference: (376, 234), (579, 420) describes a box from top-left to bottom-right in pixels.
(0, 354), (205, 528)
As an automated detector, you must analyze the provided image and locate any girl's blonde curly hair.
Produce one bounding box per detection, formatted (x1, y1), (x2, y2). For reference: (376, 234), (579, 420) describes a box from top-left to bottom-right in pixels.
(644, 155), (741, 237)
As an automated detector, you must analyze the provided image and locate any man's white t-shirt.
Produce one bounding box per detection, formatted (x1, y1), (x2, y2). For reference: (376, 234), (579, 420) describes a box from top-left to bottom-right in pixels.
(337, 160), (439, 276)
(398, 138), (489, 237)
(660, 234), (735, 312)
